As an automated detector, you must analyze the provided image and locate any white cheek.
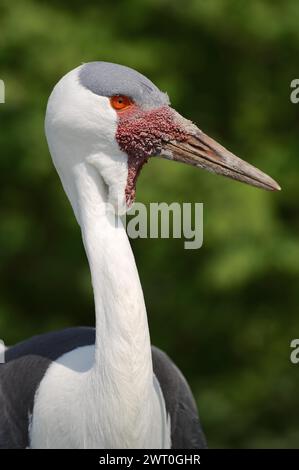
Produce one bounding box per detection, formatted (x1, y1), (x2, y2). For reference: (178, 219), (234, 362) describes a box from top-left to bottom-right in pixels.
(47, 71), (117, 147)
(46, 68), (130, 215)
(82, 93), (130, 214)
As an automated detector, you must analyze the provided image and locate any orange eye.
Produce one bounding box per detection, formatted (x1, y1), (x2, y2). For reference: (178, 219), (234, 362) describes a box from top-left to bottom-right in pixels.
(110, 95), (133, 111)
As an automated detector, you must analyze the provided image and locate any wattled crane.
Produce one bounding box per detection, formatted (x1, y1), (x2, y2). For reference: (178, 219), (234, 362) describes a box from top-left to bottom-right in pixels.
(0, 62), (280, 449)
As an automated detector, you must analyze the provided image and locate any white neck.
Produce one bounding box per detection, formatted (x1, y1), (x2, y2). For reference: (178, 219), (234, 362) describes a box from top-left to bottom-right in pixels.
(34, 77), (170, 449)
(76, 160), (152, 389)
(71, 160), (167, 448)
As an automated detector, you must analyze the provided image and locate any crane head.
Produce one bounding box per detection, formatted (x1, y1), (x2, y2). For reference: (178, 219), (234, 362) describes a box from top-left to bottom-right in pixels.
(45, 62), (280, 214)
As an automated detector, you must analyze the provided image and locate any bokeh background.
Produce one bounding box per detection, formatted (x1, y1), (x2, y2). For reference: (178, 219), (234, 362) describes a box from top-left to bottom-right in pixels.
(1, 0), (298, 448)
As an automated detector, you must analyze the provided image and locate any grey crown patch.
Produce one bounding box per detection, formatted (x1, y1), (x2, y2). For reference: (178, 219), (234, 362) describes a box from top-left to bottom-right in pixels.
(79, 61), (169, 109)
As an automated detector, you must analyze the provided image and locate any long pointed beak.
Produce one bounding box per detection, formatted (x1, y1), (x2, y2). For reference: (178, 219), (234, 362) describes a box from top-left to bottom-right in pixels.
(161, 128), (280, 192)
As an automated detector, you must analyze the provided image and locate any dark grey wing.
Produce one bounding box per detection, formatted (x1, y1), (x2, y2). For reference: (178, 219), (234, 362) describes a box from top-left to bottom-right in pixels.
(152, 346), (207, 449)
(0, 327), (95, 449)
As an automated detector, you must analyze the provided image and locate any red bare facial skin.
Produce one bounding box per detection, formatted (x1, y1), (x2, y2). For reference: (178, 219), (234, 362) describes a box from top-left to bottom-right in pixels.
(115, 105), (188, 206)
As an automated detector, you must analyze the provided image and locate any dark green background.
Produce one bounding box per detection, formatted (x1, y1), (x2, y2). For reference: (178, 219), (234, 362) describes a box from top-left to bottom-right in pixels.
(1, 0), (298, 448)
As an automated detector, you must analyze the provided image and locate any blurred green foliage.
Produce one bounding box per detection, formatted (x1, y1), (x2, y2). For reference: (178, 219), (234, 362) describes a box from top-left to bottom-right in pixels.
(0, 0), (299, 448)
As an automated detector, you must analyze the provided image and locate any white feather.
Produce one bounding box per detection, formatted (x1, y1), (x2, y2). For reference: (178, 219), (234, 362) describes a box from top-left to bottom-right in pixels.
(30, 66), (171, 449)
